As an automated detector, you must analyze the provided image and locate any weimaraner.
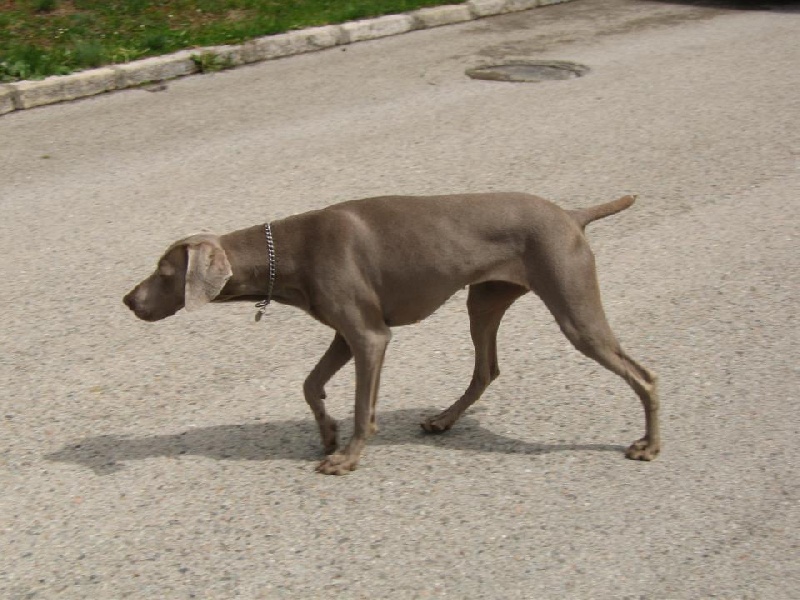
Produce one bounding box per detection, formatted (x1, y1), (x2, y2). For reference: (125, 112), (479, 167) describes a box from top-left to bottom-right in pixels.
(124, 192), (659, 474)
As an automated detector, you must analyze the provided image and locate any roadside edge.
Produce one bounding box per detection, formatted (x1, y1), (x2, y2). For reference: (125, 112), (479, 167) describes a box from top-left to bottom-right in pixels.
(0, 0), (573, 114)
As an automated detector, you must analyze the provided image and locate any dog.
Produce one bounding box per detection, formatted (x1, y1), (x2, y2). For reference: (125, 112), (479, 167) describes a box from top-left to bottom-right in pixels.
(124, 192), (659, 474)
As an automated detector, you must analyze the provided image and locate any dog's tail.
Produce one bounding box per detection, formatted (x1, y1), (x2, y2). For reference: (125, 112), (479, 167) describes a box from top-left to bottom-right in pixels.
(568, 195), (636, 229)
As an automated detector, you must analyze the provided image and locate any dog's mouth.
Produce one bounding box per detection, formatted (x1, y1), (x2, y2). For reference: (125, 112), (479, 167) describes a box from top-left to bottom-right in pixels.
(133, 310), (163, 322)
(130, 303), (183, 322)
(123, 297), (176, 322)
(123, 287), (184, 322)
(125, 303), (157, 321)
(133, 307), (181, 322)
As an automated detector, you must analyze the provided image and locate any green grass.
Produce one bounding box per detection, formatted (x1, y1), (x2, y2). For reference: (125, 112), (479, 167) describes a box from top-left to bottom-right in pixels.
(0, 0), (453, 82)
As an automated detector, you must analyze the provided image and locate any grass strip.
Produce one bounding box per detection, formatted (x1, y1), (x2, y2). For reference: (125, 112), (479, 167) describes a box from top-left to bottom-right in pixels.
(1, 0), (454, 82)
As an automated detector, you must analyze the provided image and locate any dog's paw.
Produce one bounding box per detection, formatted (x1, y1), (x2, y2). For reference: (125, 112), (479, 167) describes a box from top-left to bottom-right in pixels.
(420, 415), (453, 434)
(316, 453), (359, 475)
(625, 438), (660, 461)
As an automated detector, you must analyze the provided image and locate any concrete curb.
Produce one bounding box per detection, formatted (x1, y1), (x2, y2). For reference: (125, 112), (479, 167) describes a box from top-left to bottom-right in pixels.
(0, 0), (573, 115)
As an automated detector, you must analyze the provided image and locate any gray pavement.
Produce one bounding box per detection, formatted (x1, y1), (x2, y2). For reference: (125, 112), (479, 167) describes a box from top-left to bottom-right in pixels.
(1, 0), (799, 597)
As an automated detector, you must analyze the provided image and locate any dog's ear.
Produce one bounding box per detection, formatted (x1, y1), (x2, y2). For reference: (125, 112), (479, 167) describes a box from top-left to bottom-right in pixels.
(184, 237), (232, 311)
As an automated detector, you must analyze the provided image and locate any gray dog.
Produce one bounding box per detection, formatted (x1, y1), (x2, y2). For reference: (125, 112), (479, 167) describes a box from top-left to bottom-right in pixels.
(124, 192), (659, 475)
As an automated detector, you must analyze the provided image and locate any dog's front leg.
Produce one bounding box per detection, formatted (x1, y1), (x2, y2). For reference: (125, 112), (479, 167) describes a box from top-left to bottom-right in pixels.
(304, 333), (352, 455)
(316, 326), (390, 475)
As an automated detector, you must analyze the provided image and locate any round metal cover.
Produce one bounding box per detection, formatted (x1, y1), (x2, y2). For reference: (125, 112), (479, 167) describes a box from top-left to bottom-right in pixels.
(466, 60), (589, 82)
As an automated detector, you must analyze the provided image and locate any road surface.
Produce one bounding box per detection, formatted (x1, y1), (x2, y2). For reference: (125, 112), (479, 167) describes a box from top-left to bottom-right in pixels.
(1, 0), (798, 597)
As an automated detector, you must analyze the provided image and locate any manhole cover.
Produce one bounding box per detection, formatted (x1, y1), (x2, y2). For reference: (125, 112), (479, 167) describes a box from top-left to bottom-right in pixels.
(466, 60), (589, 82)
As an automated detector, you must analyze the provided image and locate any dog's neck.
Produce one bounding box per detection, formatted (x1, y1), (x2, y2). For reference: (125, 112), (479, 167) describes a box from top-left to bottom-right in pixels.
(219, 220), (311, 312)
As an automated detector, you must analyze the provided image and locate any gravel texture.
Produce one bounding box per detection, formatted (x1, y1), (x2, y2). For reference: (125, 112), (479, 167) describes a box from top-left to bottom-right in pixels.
(1, 0), (798, 597)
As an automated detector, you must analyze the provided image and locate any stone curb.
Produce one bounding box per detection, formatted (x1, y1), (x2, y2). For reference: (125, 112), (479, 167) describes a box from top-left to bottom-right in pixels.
(0, 0), (573, 115)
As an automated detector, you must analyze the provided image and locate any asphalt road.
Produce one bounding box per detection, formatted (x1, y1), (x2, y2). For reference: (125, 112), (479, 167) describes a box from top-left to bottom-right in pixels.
(1, 0), (798, 597)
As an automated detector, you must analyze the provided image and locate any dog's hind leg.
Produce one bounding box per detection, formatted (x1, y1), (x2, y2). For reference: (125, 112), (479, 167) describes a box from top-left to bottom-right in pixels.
(568, 332), (660, 460)
(421, 281), (527, 434)
(535, 245), (660, 460)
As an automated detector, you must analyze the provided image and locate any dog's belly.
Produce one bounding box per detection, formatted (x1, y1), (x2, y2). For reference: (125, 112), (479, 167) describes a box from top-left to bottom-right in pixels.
(380, 263), (528, 327)
(382, 290), (458, 326)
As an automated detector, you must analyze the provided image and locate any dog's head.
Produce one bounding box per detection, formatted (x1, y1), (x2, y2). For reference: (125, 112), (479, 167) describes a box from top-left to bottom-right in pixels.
(123, 234), (232, 322)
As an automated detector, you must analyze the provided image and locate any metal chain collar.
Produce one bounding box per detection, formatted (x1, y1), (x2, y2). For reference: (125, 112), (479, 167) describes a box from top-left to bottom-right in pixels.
(254, 222), (276, 322)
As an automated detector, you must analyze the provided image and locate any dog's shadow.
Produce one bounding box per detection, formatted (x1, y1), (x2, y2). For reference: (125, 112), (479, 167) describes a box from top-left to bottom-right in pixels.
(45, 407), (623, 474)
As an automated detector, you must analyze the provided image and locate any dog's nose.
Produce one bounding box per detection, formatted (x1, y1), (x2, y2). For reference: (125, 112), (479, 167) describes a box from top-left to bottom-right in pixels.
(123, 291), (135, 310)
